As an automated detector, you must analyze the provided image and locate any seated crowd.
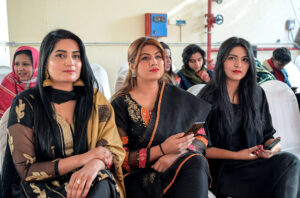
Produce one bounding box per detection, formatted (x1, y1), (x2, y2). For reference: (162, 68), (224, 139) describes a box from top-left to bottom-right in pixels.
(0, 29), (300, 198)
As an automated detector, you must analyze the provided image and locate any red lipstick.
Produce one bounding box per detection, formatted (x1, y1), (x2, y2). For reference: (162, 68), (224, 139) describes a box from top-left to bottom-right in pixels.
(233, 70), (242, 74)
(64, 70), (75, 73)
(150, 68), (159, 72)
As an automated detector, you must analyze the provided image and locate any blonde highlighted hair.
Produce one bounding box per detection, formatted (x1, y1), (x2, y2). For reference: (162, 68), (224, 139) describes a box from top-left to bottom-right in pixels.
(111, 37), (168, 101)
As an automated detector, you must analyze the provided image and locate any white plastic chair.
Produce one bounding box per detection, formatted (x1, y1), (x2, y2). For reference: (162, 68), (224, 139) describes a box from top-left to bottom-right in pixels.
(90, 63), (111, 100)
(285, 62), (300, 91)
(0, 65), (11, 83)
(114, 62), (129, 93)
(187, 84), (206, 96)
(0, 107), (10, 174)
(295, 55), (300, 72)
(260, 80), (300, 158)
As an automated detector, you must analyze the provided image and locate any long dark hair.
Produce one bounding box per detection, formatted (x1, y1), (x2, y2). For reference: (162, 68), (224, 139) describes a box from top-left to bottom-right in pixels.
(35, 29), (98, 160)
(1, 29), (98, 197)
(160, 41), (172, 76)
(182, 44), (206, 70)
(198, 37), (260, 137)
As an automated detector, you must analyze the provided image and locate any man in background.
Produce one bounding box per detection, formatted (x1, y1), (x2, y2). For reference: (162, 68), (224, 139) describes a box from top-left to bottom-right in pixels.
(263, 47), (292, 87)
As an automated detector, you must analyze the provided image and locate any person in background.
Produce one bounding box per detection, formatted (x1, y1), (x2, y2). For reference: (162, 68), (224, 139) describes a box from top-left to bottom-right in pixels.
(262, 47), (292, 87)
(111, 37), (211, 198)
(177, 44), (211, 90)
(159, 42), (181, 86)
(0, 46), (39, 119)
(198, 37), (300, 198)
(1, 29), (125, 198)
(252, 45), (276, 85)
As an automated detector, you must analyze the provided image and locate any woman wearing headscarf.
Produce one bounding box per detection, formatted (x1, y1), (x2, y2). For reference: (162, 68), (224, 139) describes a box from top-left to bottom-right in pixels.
(0, 46), (39, 119)
(177, 44), (212, 90)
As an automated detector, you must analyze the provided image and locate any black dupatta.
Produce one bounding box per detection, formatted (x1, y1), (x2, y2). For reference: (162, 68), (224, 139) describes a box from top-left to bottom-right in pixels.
(142, 82), (212, 148)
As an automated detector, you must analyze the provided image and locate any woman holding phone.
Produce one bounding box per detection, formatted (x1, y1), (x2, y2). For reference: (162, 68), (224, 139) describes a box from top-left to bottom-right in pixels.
(198, 37), (300, 198)
(111, 37), (211, 198)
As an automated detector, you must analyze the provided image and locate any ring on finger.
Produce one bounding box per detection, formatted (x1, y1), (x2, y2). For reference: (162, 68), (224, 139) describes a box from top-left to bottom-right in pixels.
(76, 179), (81, 184)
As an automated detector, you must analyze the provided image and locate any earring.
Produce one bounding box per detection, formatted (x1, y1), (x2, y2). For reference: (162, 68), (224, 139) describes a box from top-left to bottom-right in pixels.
(73, 79), (84, 86)
(42, 70), (53, 87)
(131, 70), (136, 78)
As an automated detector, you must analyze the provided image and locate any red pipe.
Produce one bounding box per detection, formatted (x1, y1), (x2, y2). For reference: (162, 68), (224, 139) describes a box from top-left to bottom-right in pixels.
(211, 47), (299, 53)
(205, 0), (214, 70)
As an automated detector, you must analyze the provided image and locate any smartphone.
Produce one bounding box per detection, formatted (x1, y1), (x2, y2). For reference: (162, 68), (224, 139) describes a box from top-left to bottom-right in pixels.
(184, 121), (205, 136)
(264, 137), (281, 150)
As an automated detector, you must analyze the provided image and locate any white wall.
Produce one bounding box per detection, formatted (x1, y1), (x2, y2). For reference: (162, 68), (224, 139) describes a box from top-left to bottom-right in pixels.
(6, 0), (300, 94)
(0, 0), (9, 66)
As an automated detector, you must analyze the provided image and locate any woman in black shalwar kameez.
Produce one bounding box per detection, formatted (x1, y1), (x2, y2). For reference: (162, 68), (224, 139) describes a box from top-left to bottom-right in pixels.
(198, 37), (300, 198)
(111, 37), (212, 198)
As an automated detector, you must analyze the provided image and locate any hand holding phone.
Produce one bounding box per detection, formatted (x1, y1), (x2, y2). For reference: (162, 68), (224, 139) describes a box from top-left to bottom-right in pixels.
(264, 137), (281, 150)
(184, 122), (205, 136)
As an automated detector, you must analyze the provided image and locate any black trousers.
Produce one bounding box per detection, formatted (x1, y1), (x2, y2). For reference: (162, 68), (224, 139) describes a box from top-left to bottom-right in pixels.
(215, 152), (300, 198)
(87, 178), (117, 198)
(164, 155), (210, 198)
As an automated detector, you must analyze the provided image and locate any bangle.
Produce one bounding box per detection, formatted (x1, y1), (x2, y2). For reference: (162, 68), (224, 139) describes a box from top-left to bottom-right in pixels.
(159, 144), (166, 155)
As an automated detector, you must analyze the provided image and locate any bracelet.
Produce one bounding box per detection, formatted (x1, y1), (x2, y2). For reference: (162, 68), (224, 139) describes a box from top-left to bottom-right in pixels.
(159, 144), (166, 155)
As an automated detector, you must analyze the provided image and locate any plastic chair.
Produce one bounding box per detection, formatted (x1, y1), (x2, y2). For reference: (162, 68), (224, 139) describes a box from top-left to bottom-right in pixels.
(285, 62), (300, 90)
(0, 66), (11, 83)
(187, 84), (206, 96)
(260, 80), (300, 158)
(114, 62), (129, 93)
(90, 63), (111, 100)
(0, 107), (10, 174)
(295, 55), (300, 72)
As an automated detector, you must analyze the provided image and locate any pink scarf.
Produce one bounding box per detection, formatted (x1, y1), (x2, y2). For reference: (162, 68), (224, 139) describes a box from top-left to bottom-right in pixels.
(0, 46), (39, 118)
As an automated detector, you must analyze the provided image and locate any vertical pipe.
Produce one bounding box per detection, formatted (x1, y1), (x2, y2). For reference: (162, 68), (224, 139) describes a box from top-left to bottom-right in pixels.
(207, 0), (213, 70)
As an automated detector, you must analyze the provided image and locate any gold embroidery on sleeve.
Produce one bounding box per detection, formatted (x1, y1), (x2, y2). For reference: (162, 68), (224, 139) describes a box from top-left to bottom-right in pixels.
(29, 183), (46, 198)
(51, 180), (60, 187)
(16, 99), (25, 123)
(7, 131), (14, 153)
(23, 154), (36, 165)
(25, 172), (51, 181)
(98, 171), (109, 181)
(64, 182), (68, 192)
(112, 153), (124, 183)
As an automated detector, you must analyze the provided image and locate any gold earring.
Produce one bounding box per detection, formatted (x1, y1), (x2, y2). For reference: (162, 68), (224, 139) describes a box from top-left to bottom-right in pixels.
(42, 70), (53, 87)
(73, 79), (84, 86)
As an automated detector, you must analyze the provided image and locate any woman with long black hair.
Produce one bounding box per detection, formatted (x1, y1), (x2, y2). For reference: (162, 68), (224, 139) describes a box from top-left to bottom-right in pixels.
(159, 42), (181, 86)
(2, 29), (125, 198)
(198, 37), (300, 198)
